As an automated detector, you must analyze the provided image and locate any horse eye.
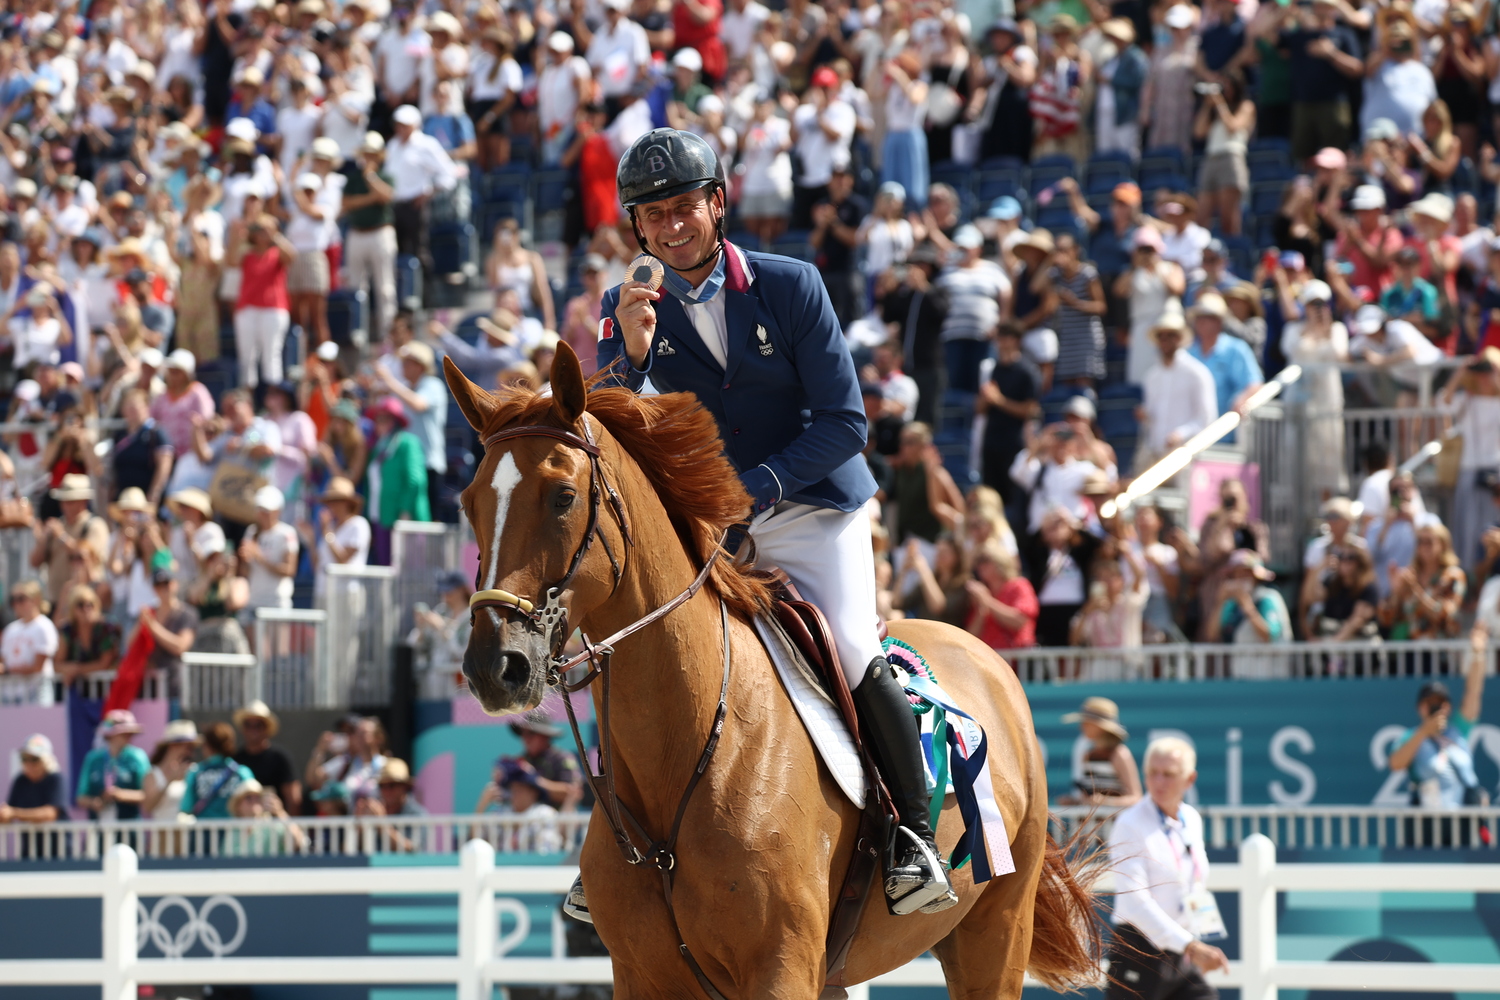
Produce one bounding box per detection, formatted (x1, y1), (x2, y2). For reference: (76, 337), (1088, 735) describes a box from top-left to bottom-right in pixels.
(555, 489), (576, 511)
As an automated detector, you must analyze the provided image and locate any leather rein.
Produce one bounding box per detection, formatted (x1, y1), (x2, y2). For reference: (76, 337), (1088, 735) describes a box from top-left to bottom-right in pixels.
(468, 417), (735, 1000)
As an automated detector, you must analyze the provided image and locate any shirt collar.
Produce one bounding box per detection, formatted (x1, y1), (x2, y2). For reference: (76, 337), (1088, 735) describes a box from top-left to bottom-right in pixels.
(662, 251), (727, 305)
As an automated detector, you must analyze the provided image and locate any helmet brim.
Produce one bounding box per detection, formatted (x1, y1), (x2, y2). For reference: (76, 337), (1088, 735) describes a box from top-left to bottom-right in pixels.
(621, 176), (720, 209)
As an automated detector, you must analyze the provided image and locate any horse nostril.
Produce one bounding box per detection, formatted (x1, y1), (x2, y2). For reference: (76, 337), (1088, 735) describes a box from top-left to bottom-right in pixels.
(498, 650), (531, 690)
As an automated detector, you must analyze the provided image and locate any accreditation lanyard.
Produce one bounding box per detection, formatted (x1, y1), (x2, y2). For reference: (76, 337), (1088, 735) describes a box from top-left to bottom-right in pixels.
(1157, 804), (1202, 891)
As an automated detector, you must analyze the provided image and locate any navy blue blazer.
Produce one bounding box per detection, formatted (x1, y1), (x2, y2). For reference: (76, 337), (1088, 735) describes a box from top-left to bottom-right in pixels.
(597, 243), (877, 515)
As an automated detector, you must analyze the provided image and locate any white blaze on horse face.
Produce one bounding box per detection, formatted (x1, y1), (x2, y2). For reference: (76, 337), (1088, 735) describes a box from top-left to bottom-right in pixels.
(482, 450), (523, 591)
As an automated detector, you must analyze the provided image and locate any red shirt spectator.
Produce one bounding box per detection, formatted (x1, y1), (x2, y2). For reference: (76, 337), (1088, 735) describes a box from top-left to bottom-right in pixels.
(237, 245), (291, 312)
(966, 547), (1039, 651)
(672, 0), (726, 82)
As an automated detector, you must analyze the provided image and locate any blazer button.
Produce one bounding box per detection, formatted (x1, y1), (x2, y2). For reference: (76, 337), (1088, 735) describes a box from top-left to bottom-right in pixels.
(732, 428), (740, 435)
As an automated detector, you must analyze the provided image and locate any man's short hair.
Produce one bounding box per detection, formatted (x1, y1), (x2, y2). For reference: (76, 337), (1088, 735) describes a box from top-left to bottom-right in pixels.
(1364, 441), (1390, 472)
(996, 321), (1022, 340)
(1145, 736), (1197, 775)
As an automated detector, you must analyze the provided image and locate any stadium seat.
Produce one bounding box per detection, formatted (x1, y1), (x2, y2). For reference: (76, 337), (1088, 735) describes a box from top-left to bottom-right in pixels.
(1028, 158), (1076, 197)
(1250, 181), (1286, 217)
(1035, 204), (1082, 233)
(430, 222), (478, 279)
(397, 254), (423, 309)
(1246, 137), (1292, 157)
(1041, 385), (1089, 423)
(1453, 156), (1478, 195)
(1220, 235), (1255, 279)
(931, 160), (974, 196)
(481, 164), (532, 204)
(1140, 173), (1189, 200)
(326, 289), (368, 347)
(1248, 157), (1294, 184)
(452, 309), (488, 346)
(977, 169), (1024, 202)
(727, 229), (761, 250)
(1085, 162), (1132, 195)
(1140, 146), (1187, 177)
(531, 168), (571, 214)
(478, 199), (523, 241)
(978, 156), (1025, 172)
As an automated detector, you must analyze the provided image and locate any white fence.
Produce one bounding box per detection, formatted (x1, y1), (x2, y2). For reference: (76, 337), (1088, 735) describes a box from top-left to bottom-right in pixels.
(1006, 637), (1489, 683)
(324, 563), (399, 706)
(5, 805), (1496, 862)
(252, 607), (330, 708)
(1, 836), (1497, 1000)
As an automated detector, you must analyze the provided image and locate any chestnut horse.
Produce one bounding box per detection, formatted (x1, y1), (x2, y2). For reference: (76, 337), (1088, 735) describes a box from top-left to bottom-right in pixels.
(445, 344), (1098, 999)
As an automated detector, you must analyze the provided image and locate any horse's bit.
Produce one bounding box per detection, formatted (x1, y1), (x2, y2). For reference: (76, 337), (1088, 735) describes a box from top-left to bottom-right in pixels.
(466, 416), (735, 1000)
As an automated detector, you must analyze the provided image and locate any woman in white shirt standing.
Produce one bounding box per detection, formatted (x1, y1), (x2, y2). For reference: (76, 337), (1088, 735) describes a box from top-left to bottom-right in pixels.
(858, 181), (915, 289)
(1107, 737), (1230, 1000)
(0, 581), (60, 706)
(737, 94), (794, 247)
(6, 285), (72, 371)
(1280, 280), (1349, 503)
(468, 27), (525, 170)
(1441, 348), (1500, 573)
(143, 720), (202, 822)
(286, 173), (334, 347)
(880, 49), (929, 212)
(239, 486), (300, 613)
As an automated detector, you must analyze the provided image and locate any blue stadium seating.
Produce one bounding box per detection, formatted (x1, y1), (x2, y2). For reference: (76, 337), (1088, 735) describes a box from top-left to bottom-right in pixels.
(1250, 181), (1286, 217)
(1220, 235), (1255, 279)
(1085, 163), (1132, 195)
(531, 169), (571, 213)
(480, 164), (532, 203)
(453, 309), (488, 346)
(1140, 173), (1189, 200)
(1140, 146), (1188, 177)
(326, 289), (367, 346)
(1028, 155), (1076, 197)
(977, 169), (1024, 203)
(930, 161), (974, 197)
(431, 222), (477, 278)
(478, 199), (523, 240)
(397, 254), (423, 308)
(1248, 157), (1294, 184)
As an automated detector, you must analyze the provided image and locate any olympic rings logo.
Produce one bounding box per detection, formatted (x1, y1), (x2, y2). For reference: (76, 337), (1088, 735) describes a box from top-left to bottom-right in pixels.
(137, 895), (248, 958)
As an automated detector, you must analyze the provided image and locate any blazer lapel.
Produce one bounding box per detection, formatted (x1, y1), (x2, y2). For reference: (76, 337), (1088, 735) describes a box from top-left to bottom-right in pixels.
(653, 293), (722, 372)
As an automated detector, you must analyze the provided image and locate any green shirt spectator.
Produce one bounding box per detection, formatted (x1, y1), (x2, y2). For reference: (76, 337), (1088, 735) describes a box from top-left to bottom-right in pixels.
(76, 710), (151, 820)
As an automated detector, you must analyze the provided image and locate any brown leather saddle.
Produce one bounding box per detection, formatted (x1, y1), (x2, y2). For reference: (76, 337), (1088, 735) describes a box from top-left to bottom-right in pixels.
(752, 571), (896, 999)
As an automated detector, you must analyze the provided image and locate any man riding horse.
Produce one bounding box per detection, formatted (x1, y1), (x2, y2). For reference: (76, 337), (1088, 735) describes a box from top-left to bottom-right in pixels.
(580, 127), (957, 918)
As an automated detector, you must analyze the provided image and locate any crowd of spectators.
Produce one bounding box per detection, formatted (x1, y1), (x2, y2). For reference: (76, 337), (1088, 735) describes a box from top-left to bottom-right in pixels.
(4, 700), (586, 842)
(0, 0), (1499, 695)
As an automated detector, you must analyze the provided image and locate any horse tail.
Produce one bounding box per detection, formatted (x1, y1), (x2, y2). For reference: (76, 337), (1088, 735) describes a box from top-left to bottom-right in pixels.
(1026, 825), (1107, 991)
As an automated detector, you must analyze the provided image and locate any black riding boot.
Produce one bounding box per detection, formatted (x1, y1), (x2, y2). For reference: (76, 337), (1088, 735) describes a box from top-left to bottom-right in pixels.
(852, 656), (958, 915)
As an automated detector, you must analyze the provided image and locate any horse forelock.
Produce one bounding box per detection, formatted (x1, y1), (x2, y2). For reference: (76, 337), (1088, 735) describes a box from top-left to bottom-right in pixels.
(471, 375), (772, 614)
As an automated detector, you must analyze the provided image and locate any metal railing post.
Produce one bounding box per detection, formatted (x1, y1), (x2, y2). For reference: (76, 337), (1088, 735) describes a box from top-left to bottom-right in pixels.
(1240, 833), (1277, 1000)
(102, 843), (138, 1000)
(459, 838), (496, 1000)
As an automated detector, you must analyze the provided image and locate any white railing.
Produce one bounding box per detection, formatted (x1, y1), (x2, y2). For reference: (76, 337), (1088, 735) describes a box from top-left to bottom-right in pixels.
(392, 519), (472, 635)
(0, 813), (592, 861)
(5, 806), (1495, 862)
(1005, 637), (1489, 683)
(324, 564), (399, 706)
(179, 651), (257, 711)
(1, 836), (1497, 1000)
(252, 607), (329, 708)
(1052, 804), (1500, 850)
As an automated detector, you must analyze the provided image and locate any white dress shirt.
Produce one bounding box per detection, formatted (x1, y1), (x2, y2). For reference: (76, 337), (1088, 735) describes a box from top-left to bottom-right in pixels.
(1108, 796), (1210, 954)
(1142, 352), (1219, 455)
(386, 131), (458, 201)
(1009, 454), (1099, 533)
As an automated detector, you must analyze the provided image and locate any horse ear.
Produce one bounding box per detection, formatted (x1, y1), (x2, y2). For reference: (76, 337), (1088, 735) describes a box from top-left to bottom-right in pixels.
(549, 341), (587, 426)
(444, 356), (501, 433)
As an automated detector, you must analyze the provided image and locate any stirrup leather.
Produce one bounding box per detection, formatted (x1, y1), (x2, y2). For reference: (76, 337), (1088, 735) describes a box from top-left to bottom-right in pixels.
(563, 874), (593, 924)
(885, 826), (958, 916)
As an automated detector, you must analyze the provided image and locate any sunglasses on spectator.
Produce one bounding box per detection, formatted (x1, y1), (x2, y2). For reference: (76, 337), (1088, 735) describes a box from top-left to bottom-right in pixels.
(75, 600), (97, 609)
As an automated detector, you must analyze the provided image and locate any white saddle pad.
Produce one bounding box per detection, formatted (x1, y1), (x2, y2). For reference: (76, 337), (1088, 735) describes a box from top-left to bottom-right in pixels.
(754, 615), (866, 809)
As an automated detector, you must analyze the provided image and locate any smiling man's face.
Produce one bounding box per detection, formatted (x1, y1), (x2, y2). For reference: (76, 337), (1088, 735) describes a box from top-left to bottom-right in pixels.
(635, 187), (722, 276)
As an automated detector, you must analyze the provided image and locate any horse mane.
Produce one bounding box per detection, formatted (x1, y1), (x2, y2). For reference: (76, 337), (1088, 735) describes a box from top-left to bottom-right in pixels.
(475, 376), (773, 615)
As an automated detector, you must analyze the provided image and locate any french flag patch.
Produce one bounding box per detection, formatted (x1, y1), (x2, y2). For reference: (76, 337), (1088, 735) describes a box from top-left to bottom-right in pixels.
(599, 317), (614, 341)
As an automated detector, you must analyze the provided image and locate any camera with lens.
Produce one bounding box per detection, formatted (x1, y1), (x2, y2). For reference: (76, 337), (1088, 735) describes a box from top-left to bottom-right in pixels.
(1194, 82), (1222, 96)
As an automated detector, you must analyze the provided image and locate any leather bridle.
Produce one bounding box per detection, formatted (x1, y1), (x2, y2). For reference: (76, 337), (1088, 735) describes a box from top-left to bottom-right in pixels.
(466, 415), (735, 1000)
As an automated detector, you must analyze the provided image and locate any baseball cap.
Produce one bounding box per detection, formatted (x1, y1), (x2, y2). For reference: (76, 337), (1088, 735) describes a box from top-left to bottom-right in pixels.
(548, 31), (575, 52)
(1364, 118), (1400, 142)
(1112, 182), (1142, 206)
(225, 117), (260, 141)
(953, 225), (984, 249)
(253, 485), (285, 511)
(1352, 304), (1387, 335)
(1164, 4), (1195, 29)
(811, 66), (840, 89)
(1062, 395), (1096, 421)
(393, 105), (423, 127)
(138, 347), (165, 368)
(1132, 227), (1165, 252)
(1299, 279), (1332, 304)
(987, 195), (1021, 220)
(672, 47), (703, 72)
(1349, 185), (1386, 211)
(1417, 680), (1451, 706)
(296, 172), (322, 190)
(152, 568), (176, 586)
(1312, 148), (1347, 171)
(1279, 250), (1306, 271)
(164, 348), (196, 375)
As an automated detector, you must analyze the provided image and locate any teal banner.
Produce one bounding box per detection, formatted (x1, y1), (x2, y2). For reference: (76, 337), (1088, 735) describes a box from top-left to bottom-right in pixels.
(1027, 679), (1500, 806)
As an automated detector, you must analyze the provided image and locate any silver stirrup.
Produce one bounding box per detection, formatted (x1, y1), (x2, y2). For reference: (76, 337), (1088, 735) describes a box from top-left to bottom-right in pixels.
(563, 874), (593, 924)
(887, 827), (959, 916)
